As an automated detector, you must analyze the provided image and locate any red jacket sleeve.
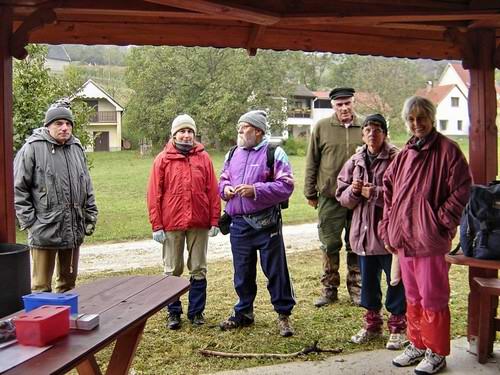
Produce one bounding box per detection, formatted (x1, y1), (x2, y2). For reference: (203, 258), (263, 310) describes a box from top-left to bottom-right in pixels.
(147, 153), (165, 231)
(205, 155), (221, 227)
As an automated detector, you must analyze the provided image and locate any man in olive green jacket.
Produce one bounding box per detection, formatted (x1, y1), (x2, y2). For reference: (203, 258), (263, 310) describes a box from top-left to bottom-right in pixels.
(304, 87), (363, 307)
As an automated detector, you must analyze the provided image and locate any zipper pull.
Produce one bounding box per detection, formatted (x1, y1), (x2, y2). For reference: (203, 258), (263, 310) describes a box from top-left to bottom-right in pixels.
(51, 145), (55, 154)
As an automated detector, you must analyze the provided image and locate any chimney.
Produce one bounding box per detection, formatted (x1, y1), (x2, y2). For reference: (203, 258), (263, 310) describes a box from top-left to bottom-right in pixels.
(426, 81), (433, 93)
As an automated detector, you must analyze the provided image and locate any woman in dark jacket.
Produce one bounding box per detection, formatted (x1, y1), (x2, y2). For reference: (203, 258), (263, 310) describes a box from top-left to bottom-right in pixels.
(380, 96), (472, 375)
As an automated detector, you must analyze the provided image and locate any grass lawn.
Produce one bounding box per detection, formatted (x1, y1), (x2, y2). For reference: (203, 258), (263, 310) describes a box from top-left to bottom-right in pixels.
(76, 250), (469, 375)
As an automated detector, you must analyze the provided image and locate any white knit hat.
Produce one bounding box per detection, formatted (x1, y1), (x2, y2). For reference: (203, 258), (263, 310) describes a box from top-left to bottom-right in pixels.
(171, 114), (196, 135)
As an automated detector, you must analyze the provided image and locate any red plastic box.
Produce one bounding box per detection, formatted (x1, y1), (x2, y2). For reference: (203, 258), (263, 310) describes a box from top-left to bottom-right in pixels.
(14, 305), (70, 346)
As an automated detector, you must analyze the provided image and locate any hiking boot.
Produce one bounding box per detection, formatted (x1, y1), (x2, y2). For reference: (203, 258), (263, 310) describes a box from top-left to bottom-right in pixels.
(219, 316), (253, 331)
(392, 343), (426, 367)
(414, 349), (446, 374)
(350, 328), (382, 344)
(277, 314), (294, 337)
(167, 313), (181, 330)
(386, 333), (409, 350)
(190, 313), (205, 326)
(314, 294), (338, 307)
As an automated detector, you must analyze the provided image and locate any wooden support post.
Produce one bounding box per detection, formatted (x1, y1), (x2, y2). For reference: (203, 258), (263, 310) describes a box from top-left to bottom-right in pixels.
(464, 28), (498, 354)
(0, 7), (16, 244)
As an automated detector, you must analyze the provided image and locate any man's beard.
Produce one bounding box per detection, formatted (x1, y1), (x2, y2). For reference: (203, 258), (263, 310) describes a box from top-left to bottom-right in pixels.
(237, 133), (257, 148)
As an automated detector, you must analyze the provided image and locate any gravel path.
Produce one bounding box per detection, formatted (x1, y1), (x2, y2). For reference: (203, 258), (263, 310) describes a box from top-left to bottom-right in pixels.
(79, 223), (320, 274)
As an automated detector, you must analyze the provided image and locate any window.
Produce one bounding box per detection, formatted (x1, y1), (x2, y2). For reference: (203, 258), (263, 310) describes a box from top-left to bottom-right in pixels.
(439, 120), (448, 131)
(451, 97), (459, 107)
(457, 120), (463, 131)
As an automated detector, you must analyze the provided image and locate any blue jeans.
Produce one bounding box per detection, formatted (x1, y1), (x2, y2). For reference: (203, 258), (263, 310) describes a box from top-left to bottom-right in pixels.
(229, 216), (295, 319)
(359, 254), (406, 315)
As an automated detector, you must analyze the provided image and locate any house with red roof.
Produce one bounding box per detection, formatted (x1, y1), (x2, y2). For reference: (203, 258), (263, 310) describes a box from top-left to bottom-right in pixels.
(285, 86), (389, 139)
(416, 62), (500, 136)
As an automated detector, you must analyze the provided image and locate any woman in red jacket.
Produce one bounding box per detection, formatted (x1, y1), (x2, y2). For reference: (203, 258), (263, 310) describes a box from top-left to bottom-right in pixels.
(147, 114), (220, 330)
(380, 97), (472, 375)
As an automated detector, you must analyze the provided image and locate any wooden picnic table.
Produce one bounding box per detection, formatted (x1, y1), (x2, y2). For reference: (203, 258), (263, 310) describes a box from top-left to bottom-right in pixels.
(2, 275), (190, 375)
(445, 254), (500, 357)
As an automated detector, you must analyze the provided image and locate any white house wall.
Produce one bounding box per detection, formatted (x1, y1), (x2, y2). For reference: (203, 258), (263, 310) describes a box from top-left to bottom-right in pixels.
(435, 86), (469, 136)
(86, 124), (121, 152)
(439, 66), (468, 97)
(98, 99), (115, 112)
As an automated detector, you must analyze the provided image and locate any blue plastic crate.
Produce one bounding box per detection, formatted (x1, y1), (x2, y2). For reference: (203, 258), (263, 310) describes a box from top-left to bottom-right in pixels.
(22, 292), (78, 315)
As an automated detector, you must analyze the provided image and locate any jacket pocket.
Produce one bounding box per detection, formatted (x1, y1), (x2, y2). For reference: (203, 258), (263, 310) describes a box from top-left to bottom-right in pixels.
(29, 210), (63, 247)
(413, 197), (449, 251)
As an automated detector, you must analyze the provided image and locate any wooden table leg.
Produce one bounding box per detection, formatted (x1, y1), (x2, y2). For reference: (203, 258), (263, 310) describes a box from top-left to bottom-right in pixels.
(467, 267), (498, 354)
(76, 354), (103, 375)
(105, 321), (147, 375)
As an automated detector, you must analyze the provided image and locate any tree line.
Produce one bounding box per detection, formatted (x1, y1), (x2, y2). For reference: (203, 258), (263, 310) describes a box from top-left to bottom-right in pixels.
(13, 45), (448, 152)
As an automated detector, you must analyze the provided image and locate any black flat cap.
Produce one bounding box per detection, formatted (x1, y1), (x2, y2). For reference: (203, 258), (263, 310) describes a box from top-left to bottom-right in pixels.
(363, 113), (388, 134)
(329, 87), (355, 100)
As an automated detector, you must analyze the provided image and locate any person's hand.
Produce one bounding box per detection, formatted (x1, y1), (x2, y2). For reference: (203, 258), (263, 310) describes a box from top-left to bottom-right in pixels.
(361, 183), (374, 199)
(224, 185), (236, 199)
(84, 222), (96, 236)
(351, 179), (363, 196)
(385, 243), (397, 254)
(208, 226), (220, 237)
(234, 184), (255, 198)
(307, 199), (318, 209)
(153, 229), (166, 244)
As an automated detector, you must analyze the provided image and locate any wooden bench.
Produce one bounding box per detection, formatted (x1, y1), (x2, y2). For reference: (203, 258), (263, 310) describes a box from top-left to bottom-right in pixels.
(445, 254), (500, 359)
(472, 277), (500, 364)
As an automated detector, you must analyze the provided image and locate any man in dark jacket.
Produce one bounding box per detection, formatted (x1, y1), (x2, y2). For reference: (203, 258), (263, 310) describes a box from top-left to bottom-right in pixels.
(14, 100), (98, 293)
(304, 87), (363, 307)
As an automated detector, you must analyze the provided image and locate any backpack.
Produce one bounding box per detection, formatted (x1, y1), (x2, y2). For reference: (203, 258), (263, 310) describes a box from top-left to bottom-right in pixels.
(458, 182), (500, 260)
(226, 144), (289, 209)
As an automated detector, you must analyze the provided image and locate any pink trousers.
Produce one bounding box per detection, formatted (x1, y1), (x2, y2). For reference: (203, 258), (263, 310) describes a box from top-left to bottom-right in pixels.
(398, 252), (451, 356)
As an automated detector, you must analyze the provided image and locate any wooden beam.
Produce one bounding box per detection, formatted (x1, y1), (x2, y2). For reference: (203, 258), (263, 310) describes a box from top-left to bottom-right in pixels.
(467, 28), (498, 184)
(26, 21), (462, 60)
(145, 0), (279, 25)
(246, 25), (266, 56)
(0, 6), (16, 244)
(278, 10), (500, 27)
(10, 6), (56, 59)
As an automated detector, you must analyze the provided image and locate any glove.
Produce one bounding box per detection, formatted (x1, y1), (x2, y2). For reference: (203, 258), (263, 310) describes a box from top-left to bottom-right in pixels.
(208, 226), (220, 237)
(153, 229), (166, 244)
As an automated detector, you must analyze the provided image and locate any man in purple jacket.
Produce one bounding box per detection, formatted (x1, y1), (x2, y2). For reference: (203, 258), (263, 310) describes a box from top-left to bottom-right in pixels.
(218, 110), (296, 337)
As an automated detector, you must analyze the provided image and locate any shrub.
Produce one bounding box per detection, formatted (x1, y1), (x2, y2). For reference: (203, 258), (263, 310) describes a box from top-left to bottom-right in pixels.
(282, 137), (308, 156)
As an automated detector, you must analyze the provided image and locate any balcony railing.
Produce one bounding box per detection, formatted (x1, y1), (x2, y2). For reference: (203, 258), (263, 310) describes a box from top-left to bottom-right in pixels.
(90, 111), (117, 123)
(287, 108), (311, 118)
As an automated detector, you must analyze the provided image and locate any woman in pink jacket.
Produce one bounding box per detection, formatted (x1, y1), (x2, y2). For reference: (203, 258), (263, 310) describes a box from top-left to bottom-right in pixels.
(380, 96), (472, 375)
(337, 114), (406, 351)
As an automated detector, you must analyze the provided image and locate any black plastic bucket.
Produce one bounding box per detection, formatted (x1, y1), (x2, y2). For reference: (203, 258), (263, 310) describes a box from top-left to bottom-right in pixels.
(0, 243), (30, 318)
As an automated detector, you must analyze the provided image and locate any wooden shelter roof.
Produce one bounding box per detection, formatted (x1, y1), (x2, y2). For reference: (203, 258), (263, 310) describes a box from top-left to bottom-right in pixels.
(3, 0), (500, 61)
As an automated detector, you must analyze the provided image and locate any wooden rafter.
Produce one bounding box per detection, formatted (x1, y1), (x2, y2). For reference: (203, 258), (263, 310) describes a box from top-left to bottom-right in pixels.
(144, 0), (279, 25)
(10, 6), (56, 59)
(278, 11), (500, 27)
(246, 25), (266, 56)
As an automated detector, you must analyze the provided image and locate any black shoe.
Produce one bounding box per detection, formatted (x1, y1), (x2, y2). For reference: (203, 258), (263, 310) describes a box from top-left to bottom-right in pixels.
(167, 313), (181, 330)
(190, 313), (205, 326)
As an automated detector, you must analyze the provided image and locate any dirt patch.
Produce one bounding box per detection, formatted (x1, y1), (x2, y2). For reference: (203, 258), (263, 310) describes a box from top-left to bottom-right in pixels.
(79, 223), (321, 274)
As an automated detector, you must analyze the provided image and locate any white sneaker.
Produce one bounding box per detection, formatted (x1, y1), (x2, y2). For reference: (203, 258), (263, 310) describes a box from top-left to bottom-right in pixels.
(414, 349), (446, 374)
(392, 343), (426, 367)
(350, 328), (382, 344)
(386, 333), (409, 350)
